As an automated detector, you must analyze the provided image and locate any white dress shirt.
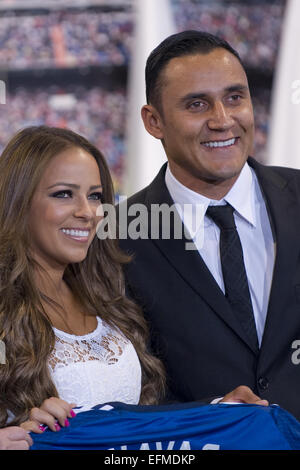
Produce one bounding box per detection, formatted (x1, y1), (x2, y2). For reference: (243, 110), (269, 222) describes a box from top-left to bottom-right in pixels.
(165, 162), (275, 347)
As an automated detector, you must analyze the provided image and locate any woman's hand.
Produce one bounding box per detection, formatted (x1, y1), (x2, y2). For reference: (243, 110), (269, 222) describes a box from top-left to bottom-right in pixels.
(20, 397), (77, 433)
(0, 426), (33, 450)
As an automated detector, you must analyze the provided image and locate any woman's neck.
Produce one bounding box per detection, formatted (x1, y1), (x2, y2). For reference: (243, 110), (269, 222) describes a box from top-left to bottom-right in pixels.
(33, 263), (65, 298)
(33, 265), (96, 335)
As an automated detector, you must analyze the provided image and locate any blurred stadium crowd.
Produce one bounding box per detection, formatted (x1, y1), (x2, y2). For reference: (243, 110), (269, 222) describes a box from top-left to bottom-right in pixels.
(0, 10), (133, 69)
(173, 1), (284, 70)
(0, 0), (286, 189)
(0, 2), (284, 70)
(1, 86), (127, 190)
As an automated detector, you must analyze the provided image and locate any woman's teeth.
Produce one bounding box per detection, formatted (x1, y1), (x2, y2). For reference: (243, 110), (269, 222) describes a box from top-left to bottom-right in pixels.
(61, 229), (89, 237)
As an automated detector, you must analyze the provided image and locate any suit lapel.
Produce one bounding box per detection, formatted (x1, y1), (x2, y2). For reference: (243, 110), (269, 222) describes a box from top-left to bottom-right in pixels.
(143, 163), (260, 355)
(249, 158), (300, 364)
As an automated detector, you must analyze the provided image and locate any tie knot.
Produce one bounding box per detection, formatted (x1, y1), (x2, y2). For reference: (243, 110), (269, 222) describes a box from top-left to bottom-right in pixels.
(206, 204), (236, 230)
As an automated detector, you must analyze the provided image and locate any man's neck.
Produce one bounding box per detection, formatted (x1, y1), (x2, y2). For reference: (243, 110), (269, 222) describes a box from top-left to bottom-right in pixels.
(167, 163), (241, 200)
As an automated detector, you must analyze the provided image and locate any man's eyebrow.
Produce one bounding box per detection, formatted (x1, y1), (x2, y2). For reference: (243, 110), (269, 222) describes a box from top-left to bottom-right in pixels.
(180, 92), (207, 103)
(47, 182), (103, 190)
(180, 84), (249, 103)
(225, 84), (249, 93)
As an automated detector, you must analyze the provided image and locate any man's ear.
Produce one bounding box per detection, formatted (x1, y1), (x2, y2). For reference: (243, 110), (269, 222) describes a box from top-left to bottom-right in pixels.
(141, 104), (164, 140)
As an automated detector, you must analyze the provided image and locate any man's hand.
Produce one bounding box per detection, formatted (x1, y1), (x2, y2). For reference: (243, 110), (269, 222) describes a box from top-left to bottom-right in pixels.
(0, 426), (33, 450)
(220, 385), (269, 406)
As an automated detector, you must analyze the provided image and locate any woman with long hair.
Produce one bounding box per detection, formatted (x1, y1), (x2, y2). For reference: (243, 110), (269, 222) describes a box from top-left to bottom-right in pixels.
(0, 126), (165, 434)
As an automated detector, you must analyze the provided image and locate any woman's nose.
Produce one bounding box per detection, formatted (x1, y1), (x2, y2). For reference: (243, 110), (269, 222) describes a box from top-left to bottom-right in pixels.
(73, 197), (94, 219)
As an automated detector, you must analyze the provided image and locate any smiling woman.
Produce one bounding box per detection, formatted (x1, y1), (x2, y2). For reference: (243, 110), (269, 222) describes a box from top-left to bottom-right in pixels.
(0, 126), (165, 435)
(27, 146), (103, 269)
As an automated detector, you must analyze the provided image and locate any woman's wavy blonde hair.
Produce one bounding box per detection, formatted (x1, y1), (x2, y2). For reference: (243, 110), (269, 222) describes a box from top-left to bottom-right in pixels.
(0, 126), (165, 427)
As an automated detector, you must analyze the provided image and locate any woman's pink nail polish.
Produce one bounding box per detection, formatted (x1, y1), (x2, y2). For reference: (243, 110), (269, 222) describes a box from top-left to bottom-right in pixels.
(55, 423), (61, 431)
(64, 419), (70, 427)
(39, 425), (46, 432)
(70, 410), (76, 418)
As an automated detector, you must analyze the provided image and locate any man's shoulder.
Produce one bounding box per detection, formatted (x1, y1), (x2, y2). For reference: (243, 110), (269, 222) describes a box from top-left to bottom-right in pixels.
(249, 157), (300, 185)
(124, 186), (149, 206)
(118, 163), (169, 208)
(266, 163), (300, 178)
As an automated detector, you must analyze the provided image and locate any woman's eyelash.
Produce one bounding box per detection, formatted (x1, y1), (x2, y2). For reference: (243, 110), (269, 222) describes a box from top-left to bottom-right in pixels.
(50, 190), (103, 201)
(51, 190), (72, 198)
(89, 192), (103, 201)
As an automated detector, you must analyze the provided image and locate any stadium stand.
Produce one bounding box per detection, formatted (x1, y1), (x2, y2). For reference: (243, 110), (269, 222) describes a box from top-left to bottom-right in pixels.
(0, 0), (286, 189)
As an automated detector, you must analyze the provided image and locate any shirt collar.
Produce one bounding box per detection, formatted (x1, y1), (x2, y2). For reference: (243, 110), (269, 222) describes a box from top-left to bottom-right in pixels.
(224, 163), (256, 227)
(165, 162), (256, 228)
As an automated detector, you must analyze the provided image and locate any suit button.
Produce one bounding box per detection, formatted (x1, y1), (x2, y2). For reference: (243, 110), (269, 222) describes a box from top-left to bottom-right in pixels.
(258, 377), (269, 390)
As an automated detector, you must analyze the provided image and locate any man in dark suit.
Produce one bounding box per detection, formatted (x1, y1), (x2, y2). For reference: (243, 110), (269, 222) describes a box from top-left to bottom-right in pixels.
(118, 31), (300, 419)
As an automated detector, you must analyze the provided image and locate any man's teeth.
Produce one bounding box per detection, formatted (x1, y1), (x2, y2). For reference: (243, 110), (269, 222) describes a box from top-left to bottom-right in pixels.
(203, 138), (236, 148)
(61, 229), (89, 237)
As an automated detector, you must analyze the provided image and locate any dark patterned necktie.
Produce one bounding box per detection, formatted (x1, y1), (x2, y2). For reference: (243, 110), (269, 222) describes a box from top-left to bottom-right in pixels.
(206, 204), (259, 351)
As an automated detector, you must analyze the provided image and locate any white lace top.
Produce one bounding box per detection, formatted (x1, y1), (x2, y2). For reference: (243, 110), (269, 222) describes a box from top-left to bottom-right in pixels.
(48, 316), (142, 410)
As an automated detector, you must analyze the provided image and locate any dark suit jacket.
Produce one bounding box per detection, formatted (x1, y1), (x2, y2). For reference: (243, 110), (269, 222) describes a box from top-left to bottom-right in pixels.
(119, 157), (300, 420)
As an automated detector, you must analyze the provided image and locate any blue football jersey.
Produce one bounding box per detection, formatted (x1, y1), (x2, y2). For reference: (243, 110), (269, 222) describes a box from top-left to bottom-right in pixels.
(30, 402), (300, 450)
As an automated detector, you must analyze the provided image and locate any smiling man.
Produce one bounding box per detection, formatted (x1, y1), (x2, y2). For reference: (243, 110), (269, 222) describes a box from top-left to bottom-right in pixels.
(119, 31), (300, 420)
(142, 46), (255, 200)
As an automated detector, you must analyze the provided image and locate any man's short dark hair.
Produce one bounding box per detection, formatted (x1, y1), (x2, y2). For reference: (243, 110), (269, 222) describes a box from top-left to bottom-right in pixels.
(145, 30), (245, 112)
